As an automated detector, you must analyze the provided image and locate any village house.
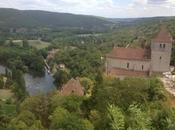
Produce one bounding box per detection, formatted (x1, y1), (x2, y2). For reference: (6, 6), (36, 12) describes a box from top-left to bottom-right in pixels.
(106, 27), (173, 76)
(60, 78), (84, 96)
(46, 49), (59, 60)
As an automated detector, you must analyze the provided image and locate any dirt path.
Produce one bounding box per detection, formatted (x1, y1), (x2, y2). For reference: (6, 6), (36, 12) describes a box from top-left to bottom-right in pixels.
(160, 78), (175, 96)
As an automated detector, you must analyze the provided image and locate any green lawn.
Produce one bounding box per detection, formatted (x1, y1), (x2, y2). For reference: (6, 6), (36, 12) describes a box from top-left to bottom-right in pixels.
(28, 40), (51, 49)
(0, 103), (16, 116)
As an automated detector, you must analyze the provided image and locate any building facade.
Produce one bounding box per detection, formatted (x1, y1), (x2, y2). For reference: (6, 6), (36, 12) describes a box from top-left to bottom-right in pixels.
(106, 27), (173, 76)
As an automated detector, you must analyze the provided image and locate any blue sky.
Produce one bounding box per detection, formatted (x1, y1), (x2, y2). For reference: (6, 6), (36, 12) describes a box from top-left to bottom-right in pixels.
(0, 0), (175, 18)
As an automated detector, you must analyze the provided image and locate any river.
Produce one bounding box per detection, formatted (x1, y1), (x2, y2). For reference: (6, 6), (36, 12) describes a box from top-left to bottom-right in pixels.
(0, 65), (56, 95)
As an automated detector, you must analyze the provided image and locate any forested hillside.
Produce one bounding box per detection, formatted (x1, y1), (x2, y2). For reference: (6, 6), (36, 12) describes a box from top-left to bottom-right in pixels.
(0, 8), (112, 31)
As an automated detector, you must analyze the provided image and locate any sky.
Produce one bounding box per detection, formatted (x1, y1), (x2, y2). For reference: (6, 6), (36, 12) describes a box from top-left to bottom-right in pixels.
(0, 0), (175, 18)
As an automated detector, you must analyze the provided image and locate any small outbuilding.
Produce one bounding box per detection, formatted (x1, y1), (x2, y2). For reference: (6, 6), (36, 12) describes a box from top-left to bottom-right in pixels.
(60, 78), (84, 96)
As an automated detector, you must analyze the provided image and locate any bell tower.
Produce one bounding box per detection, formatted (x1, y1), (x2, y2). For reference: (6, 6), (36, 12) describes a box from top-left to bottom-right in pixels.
(151, 27), (173, 72)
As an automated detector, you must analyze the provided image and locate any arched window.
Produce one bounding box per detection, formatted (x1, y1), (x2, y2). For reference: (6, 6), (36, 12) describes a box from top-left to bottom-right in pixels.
(142, 65), (144, 70)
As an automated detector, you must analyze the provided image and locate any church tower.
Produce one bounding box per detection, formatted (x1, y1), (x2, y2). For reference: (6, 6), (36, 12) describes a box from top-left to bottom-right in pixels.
(151, 27), (173, 72)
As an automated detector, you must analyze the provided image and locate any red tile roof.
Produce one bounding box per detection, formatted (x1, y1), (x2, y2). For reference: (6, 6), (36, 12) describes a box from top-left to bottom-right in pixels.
(60, 78), (84, 96)
(108, 67), (149, 77)
(152, 27), (172, 43)
(106, 47), (150, 61)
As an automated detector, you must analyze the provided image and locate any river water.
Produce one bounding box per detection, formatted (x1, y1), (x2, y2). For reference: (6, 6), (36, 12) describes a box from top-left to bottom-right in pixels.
(0, 65), (56, 95)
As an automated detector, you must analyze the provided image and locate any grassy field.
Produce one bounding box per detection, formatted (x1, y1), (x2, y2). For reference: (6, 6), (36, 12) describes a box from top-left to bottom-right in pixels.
(0, 102), (16, 116)
(0, 90), (16, 116)
(0, 89), (14, 100)
(6, 39), (51, 49)
(28, 40), (51, 49)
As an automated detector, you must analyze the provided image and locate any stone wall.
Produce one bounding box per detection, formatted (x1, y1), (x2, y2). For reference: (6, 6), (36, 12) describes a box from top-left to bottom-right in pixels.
(106, 58), (151, 72)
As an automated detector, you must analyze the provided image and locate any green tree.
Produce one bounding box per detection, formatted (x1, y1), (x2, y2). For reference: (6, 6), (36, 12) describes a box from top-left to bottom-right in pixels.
(171, 42), (175, 65)
(49, 107), (94, 130)
(12, 69), (26, 100)
(29, 55), (45, 76)
(20, 95), (49, 127)
(22, 39), (30, 48)
(0, 78), (4, 89)
(80, 77), (94, 97)
(148, 78), (166, 101)
(126, 104), (151, 130)
(9, 120), (28, 130)
(28, 120), (45, 130)
(49, 107), (70, 129)
(54, 69), (70, 89)
(82, 119), (94, 130)
(9, 39), (14, 46)
(108, 105), (125, 130)
(50, 94), (82, 113)
(152, 108), (175, 130)
(9, 110), (36, 130)
(89, 110), (102, 129)
(0, 37), (6, 45)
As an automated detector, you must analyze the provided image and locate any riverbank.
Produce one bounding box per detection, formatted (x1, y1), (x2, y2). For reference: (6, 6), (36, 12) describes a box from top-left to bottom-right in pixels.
(0, 65), (56, 96)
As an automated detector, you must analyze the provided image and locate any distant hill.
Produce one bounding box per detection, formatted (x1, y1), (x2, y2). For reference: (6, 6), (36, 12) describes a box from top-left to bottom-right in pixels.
(0, 8), (112, 31)
(108, 17), (175, 26)
(1, 8), (175, 34)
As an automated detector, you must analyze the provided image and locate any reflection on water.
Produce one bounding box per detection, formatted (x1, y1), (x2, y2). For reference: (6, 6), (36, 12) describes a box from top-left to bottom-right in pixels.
(24, 71), (56, 95)
(0, 65), (56, 95)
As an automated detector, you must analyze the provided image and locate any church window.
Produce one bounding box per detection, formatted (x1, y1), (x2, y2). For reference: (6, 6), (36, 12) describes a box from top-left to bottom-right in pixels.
(163, 44), (166, 48)
(160, 56), (162, 60)
(160, 44), (162, 48)
(127, 63), (129, 69)
(142, 65), (144, 70)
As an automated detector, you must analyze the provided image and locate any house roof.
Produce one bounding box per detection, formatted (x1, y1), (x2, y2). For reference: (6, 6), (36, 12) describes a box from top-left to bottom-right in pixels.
(152, 27), (172, 43)
(106, 47), (151, 61)
(60, 78), (84, 96)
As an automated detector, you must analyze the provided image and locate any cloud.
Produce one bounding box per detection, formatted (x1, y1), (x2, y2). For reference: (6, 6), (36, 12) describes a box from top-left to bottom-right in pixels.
(123, 0), (175, 18)
(148, 0), (168, 4)
(0, 0), (175, 18)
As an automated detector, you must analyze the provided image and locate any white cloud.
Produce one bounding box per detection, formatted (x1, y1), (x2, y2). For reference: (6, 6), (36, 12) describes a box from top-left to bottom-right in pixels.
(126, 0), (175, 17)
(0, 0), (175, 18)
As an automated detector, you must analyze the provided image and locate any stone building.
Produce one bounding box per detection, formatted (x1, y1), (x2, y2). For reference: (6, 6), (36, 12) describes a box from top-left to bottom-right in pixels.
(106, 27), (173, 76)
(60, 78), (84, 96)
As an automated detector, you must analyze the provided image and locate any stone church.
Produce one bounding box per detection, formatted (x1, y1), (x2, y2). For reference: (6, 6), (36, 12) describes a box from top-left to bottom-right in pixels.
(106, 27), (173, 76)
